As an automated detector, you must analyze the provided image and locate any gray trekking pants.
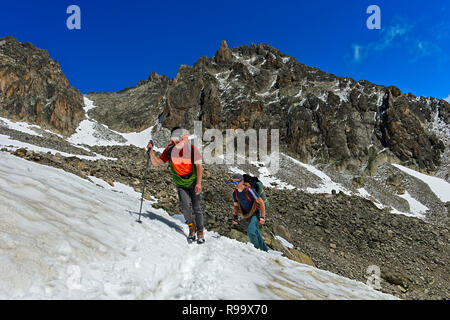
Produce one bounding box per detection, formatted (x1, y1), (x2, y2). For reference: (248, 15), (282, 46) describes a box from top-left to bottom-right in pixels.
(176, 181), (204, 232)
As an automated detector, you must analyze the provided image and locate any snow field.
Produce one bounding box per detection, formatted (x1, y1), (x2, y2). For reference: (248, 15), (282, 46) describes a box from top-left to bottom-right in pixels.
(0, 152), (396, 300)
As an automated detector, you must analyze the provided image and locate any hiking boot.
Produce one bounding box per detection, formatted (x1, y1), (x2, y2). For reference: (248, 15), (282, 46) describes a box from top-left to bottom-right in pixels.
(187, 222), (196, 242)
(196, 231), (205, 244)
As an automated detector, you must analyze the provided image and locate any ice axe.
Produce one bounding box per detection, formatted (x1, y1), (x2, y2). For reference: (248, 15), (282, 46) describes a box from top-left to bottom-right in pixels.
(136, 140), (152, 224)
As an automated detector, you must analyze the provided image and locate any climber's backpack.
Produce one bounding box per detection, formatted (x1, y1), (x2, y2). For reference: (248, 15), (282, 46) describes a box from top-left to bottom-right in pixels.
(243, 174), (269, 208)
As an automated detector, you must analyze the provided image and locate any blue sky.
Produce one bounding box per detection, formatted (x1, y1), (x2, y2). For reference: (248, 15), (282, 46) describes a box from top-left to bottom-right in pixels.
(1, 0), (449, 100)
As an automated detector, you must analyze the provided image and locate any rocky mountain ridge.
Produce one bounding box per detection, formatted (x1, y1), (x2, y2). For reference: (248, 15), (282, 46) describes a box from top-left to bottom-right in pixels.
(86, 40), (449, 179)
(0, 36), (85, 136)
(1, 36), (447, 178)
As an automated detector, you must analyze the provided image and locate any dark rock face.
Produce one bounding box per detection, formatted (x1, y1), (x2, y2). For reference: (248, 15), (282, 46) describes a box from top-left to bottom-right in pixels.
(0, 36), (85, 136)
(86, 41), (448, 175)
(379, 88), (446, 172)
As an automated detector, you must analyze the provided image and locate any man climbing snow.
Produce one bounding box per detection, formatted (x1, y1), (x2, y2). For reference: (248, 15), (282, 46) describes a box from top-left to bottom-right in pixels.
(147, 127), (205, 244)
(232, 173), (268, 252)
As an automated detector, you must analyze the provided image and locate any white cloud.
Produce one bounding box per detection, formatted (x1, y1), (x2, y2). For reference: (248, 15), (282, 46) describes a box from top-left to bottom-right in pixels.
(408, 39), (445, 63)
(350, 17), (448, 63)
(374, 24), (410, 51)
(350, 22), (411, 63)
(444, 95), (450, 103)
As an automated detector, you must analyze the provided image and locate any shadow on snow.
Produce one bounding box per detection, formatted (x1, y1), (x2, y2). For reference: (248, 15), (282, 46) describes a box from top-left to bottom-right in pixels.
(127, 210), (186, 236)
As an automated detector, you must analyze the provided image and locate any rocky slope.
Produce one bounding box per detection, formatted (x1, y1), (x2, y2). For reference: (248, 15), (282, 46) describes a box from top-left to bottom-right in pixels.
(86, 40), (449, 177)
(1, 140), (448, 300)
(0, 36), (84, 136)
(1, 99), (448, 299)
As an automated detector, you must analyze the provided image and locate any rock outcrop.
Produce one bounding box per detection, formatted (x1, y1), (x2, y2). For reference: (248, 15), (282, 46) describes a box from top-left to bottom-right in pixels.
(0, 36), (85, 136)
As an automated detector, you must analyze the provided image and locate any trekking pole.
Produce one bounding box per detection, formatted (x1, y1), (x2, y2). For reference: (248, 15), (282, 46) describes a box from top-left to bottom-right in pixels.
(137, 140), (152, 224)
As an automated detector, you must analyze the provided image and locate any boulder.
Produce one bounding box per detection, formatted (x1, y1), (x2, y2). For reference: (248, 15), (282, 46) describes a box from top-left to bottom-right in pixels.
(288, 249), (316, 267)
(352, 176), (366, 189)
(228, 229), (248, 244)
(273, 224), (293, 243)
(13, 148), (28, 157)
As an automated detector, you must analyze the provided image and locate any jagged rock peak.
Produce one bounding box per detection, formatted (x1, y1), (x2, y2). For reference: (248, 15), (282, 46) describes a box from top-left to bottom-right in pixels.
(214, 40), (233, 65)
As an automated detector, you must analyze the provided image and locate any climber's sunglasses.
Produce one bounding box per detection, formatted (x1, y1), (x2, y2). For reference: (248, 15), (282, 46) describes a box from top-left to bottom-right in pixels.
(232, 180), (241, 185)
